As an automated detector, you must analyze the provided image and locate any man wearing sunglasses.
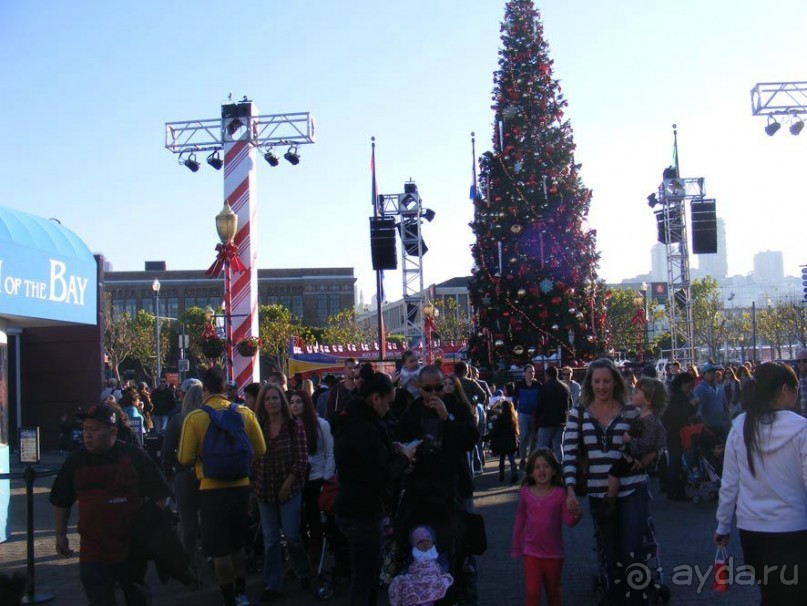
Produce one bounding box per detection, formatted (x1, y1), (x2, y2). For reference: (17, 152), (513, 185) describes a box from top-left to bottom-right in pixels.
(326, 357), (360, 418)
(395, 365), (480, 605)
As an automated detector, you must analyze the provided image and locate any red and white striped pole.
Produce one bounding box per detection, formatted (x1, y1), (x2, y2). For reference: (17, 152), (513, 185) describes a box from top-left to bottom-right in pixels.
(223, 103), (260, 388)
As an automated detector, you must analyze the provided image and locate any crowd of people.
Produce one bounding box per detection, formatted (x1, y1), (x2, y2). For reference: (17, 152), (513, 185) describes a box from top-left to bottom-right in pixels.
(46, 348), (807, 606)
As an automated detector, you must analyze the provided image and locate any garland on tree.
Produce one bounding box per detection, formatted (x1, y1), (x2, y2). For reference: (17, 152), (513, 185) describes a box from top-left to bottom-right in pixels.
(468, 0), (607, 369)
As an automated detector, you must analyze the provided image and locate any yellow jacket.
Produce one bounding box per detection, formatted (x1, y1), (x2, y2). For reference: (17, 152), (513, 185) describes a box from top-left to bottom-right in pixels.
(177, 394), (267, 490)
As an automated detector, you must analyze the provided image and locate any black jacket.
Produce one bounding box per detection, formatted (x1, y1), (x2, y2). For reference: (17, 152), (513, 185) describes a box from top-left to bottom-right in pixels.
(534, 378), (572, 427)
(333, 396), (410, 518)
(396, 394), (480, 501)
(486, 413), (519, 456)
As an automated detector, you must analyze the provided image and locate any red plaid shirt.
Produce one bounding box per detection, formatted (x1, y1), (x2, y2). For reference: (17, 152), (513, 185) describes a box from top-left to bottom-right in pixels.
(252, 418), (308, 503)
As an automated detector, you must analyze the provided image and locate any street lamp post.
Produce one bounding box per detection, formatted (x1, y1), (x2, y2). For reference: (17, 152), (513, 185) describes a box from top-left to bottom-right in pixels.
(422, 301), (439, 365)
(632, 290), (647, 363)
(641, 282), (649, 358)
(152, 279), (161, 387)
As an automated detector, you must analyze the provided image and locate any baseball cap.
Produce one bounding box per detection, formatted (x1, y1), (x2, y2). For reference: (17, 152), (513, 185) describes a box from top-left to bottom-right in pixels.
(700, 363), (718, 374)
(181, 378), (202, 392)
(77, 403), (117, 426)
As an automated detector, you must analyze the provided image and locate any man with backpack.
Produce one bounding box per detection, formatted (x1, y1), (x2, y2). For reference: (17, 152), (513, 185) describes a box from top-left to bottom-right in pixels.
(178, 368), (266, 606)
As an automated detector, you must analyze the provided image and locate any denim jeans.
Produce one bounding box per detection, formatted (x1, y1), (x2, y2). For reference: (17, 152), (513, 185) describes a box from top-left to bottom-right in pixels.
(335, 515), (383, 605)
(152, 415), (169, 434)
(517, 412), (535, 461)
(80, 560), (150, 606)
(258, 495), (311, 591)
(590, 485), (650, 606)
(535, 425), (564, 463)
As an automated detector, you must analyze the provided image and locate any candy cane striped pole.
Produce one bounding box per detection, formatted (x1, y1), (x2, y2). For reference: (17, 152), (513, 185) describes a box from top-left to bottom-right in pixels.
(223, 108), (259, 388)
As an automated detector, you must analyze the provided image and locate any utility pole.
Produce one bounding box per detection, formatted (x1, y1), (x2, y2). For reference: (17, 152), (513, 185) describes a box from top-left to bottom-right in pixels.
(165, 99), (314, 387)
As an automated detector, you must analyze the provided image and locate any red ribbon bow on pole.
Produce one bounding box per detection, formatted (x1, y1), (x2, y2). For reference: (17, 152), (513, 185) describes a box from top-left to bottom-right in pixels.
(206, 242), (247, 277)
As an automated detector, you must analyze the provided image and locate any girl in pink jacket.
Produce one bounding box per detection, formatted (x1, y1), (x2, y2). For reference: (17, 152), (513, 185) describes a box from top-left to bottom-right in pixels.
(511, 448), (580, 606)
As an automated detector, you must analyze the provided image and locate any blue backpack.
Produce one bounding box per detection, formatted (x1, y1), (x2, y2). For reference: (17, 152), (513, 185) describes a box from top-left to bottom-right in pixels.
(200, 403), (254, 481)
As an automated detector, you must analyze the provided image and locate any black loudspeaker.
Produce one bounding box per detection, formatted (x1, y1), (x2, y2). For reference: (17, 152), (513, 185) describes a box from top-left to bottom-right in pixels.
(370, 218), (397, 270)
(691, 199), (717, 254)
(655, 209), (682, 244)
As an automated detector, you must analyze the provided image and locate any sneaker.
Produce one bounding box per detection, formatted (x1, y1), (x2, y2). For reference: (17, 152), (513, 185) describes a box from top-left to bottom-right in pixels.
(236, 595), (250, 606)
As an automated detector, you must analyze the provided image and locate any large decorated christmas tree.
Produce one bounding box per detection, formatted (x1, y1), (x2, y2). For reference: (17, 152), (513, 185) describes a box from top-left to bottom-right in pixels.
(468, 0), (606, 369)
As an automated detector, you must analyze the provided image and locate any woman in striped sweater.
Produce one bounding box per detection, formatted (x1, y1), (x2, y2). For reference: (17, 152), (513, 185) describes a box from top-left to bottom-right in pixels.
(562, 358), (655, 606)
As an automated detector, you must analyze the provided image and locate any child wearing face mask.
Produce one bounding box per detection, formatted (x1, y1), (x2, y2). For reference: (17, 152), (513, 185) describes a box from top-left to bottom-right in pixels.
(388, 525), (453, 606)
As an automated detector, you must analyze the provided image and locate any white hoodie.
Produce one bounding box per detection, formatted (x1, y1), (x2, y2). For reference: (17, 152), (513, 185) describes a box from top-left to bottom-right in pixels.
(716, 410), (807, 534)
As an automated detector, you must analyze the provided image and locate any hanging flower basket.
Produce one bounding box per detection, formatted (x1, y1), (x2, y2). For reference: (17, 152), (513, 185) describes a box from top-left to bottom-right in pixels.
(236, 337), (261, 357)
(200, 337), (225, 359)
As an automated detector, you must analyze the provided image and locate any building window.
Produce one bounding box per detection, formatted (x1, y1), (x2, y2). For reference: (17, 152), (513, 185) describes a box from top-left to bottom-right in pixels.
(328, 294), (341, 316)
(292, 295), (303, 319)
(317, 295), (329, 323)
(185, 296), (220, 311)
(111, 298), (137, 318)
(264, 295), (302, 319)
(164, 297), (179, 319)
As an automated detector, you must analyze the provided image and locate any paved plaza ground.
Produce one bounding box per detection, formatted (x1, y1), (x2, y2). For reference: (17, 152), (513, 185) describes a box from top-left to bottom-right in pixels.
(1, 451), (766, 605)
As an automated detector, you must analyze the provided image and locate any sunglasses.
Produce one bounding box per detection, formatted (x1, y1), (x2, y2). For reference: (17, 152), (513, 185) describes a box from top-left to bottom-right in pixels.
(421, 384), (444, 393)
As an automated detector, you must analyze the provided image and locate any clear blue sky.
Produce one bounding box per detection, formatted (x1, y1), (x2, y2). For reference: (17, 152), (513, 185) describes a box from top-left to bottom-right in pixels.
(1, 0), (805, 304)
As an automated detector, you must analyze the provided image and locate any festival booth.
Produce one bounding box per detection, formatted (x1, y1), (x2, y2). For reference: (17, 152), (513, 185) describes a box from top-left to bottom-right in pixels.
(287, 337), (468, 379)
(0, 206), (100, 543)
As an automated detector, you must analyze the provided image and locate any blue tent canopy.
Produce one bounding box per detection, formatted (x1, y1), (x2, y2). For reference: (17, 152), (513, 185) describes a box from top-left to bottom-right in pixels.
(0, 206), (97, 326)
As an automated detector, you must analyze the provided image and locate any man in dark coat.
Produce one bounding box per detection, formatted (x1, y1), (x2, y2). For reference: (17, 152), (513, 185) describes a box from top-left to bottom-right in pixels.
(534, 366), (572, 462)
(396, 365), (480, 605)
(333, 371), (414, 606)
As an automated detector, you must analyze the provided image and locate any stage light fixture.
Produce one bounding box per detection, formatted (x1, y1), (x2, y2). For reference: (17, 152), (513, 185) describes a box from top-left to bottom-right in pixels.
(790, 118), (804, 136)
(765, 116), (781, 136)
(183, 153), (200, 172)
(284, 146), (300, 165)
(264, 149), (279, 166)
(647, 193), (658, 208)
(422, 208), (436, 222)
(206, 151), (223, 170)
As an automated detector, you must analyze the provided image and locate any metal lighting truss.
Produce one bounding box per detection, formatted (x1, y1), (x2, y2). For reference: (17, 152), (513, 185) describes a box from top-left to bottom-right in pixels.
(658, 176), (705, 368)
(377, 189), (426, 346)
(165, 110), (315, 153)
(750, 81), (807, 116)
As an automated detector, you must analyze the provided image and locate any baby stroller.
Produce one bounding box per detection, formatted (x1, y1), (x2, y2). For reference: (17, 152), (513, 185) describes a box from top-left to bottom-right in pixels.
(312, 476), (351, 600)
(593, 514), (671, 605)
(680, 424), (722, 503)
(245, 506), (264, 574)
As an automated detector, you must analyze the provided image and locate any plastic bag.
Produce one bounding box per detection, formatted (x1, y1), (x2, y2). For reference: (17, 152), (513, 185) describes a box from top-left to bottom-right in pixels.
(712, 546), (729, 592)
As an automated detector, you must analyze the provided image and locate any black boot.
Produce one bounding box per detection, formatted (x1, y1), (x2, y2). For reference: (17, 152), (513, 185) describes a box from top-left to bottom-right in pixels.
(499, 468), (505, 483)
(510, 471), (519, 484)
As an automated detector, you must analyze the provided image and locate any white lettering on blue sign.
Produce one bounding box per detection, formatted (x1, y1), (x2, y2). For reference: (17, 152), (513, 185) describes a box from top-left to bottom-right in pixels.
(49, 260), (88, 305)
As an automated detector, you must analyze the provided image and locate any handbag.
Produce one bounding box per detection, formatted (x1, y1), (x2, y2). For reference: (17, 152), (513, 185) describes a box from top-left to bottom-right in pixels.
(712, 546), (729, 592)
(317, 475), (339, 515)
(574, 406), (589, 497)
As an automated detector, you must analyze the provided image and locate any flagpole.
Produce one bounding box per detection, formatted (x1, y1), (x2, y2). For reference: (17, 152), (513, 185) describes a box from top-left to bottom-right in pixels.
(672, 123), (680, 174)
(471, 131), (478, 197)
(372, 137), (387, 361)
